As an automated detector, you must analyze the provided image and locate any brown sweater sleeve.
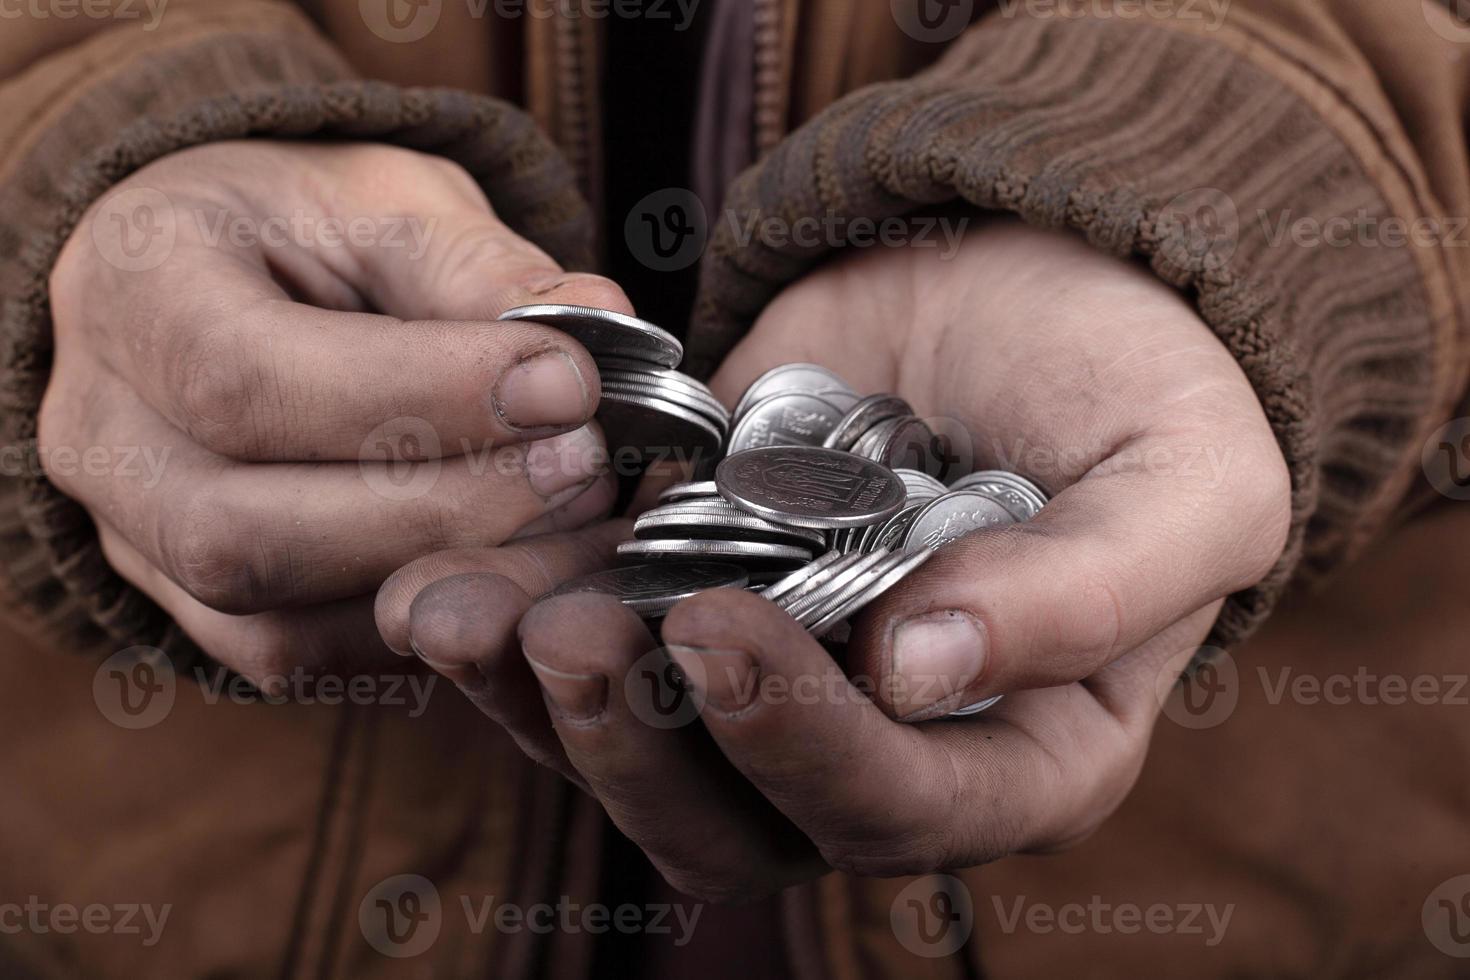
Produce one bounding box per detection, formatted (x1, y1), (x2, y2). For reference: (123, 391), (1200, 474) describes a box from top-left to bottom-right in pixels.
(690, 1), (1470, 649)
(0, 2), (592, 658)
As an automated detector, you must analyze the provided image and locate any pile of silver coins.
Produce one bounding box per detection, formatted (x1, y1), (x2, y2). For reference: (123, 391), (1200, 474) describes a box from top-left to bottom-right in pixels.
(528, 307), (1052, 717)
(498, 305), (728, 461)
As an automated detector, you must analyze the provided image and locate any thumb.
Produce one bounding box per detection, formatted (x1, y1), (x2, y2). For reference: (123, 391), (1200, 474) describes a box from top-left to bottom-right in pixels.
(844, 443), (1285, 722)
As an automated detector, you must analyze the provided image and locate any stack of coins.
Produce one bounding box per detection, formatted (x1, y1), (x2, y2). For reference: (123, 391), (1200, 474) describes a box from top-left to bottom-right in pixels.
(618, 480), (825, 585)
(546, 562), (749, 623)
(498, 305), (728, 463)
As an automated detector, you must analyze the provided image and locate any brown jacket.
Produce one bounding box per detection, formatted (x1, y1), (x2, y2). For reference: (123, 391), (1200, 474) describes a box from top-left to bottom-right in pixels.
(2, 1), (1469, 977)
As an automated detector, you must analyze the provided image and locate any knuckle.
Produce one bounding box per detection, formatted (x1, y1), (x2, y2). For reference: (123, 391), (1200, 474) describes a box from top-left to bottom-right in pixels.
(35, 386), (79, 493)
(158, 485), (270, 613)
(1239, 451), (1292, 585)
(169, 330), (263, 457)
(1063, 564), (1126, 666)
(435, 227), (540, 299)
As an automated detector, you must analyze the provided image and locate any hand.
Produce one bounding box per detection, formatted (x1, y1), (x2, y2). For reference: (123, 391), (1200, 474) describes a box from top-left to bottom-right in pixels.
(41, 140), (623, 687)
(382, 218), (1291, 898)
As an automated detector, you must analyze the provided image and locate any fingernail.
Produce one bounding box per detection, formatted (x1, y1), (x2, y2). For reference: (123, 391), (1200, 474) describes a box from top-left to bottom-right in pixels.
(510, 471), (616, 540)
(494, 351), (589, 430)
(666, 645), (759, 715)
(409, 636), (453, 669)
(888, 611), (987, 720)
(526, 657), (608, 724)
(526, 425), (607, 498)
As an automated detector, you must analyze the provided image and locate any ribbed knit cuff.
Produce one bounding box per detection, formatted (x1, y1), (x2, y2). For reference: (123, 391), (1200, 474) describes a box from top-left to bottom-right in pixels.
(0, 20), (592, 662)
(689, 13), (1446, 650)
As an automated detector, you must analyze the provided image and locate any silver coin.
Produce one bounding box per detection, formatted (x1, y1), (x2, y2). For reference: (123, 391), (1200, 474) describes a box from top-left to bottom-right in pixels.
(596, 356), (715, 390)
(597, 390), (724, 462)
(726, 392), (847, 454)
(815, 388), (862, 413)
(868, 416), (939, 473)
(600, 378), (730, 427)
(962, 481), (1045, 522)
(499, 304), (683, 369)
(948, 695), (1004, 718)
(617, 538), (813, 567)
(849, 417), (896, 460)
(864, 503), (924, 554)
(547, 562), (748, 617)
(808, 548), (933, 638)
(499, 305), (683, 369)
(822, 394), (913, 451)
(633, 511), (826, 547)
(599, 369), (730, 422)
(657, 480), (719, 503)
(895, 468), (947, 501)
(952, 470), (1050, 505)
(760, 550), (847, 604)
(716, 446), (907, 529)
(786, 548), (893, 623)
(794, 547), (904, 627)
(732, 363), (856, 420)
(772, 551), (870, 613)
(902, 490), (1018, 552)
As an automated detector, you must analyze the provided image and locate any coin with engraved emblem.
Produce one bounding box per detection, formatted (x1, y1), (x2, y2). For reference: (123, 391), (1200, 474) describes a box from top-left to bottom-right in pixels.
(902, 490), (1018, 552)
(726, 392), (848, 453)
(715, 446), (907, 529)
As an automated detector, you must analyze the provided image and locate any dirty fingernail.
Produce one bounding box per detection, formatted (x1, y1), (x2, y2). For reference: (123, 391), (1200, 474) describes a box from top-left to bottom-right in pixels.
(666, 645), (759, 715)
(494, 351), (589, 430)
(526, 657), (608, 723)
(889, 611), (987, 719)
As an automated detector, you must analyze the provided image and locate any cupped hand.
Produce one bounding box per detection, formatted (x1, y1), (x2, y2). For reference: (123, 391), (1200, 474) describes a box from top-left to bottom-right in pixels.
(41, 140), (624, 687)
(380, 218), (1291, 898)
